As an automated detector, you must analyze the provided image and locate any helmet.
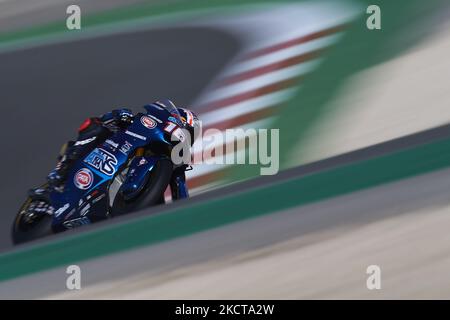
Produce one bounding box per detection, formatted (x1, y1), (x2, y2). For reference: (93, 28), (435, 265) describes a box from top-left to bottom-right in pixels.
(177, 107), (200, 145)
(148, 99), (200, 145)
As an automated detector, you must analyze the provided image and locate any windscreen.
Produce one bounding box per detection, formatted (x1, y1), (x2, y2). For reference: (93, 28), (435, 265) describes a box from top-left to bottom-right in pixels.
(144, 100), (183, 126)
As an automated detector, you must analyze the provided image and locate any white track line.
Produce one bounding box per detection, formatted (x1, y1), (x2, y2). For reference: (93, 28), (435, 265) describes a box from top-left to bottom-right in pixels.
(223, 33), (342, 77)
(194, 118), (275, 150)
(201, 88), (297, 126)
(200, 60), (319, 105)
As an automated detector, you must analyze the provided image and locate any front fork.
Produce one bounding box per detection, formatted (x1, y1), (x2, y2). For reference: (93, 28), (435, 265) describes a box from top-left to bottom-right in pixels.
(121, 148), (190, 202)
(170, 168), (189, 200)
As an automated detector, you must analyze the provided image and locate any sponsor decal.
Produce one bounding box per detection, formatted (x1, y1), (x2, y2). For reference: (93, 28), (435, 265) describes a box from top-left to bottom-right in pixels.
(84, 148), (118, 176)
(172, 128), (186, 142)
(105, 139), (119, 149)
(55, 203), (70, 217)
(73, 168), (94, 190)
(92, 193), (106, 204)
(148, 114), (162, 123)
(125, 130), (147, 141)
(74, 136), (96, 146)
(63, 216), (90, 229)
(164, 122), (185, 142)
(164, 122), (177, 133)
(168, 116), (183, 127)
(141, 116), (157, 129)
(138, 158), (147, 166)
(120, 141), (133, 156)
(80, 203), (91, 216)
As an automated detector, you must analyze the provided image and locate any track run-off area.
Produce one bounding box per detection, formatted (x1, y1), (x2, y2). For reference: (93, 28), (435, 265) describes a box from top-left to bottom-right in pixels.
(1, 0), (450, 298)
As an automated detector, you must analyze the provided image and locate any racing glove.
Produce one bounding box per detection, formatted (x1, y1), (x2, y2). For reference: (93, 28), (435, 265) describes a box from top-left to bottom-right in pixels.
(112, 108), (134, 125)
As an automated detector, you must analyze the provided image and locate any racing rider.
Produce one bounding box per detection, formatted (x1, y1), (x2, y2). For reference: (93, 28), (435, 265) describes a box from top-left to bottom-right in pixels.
(29, 99), (199, 203)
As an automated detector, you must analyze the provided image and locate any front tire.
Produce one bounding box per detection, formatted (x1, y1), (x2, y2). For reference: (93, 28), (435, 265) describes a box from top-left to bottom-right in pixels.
(111, 158), (172, 216)
(12, 198), (54, 245)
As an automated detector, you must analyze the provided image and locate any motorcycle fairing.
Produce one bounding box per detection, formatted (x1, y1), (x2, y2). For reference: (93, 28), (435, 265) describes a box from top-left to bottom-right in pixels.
(49, 112), (174, 232)
(118, 156), (161, 201)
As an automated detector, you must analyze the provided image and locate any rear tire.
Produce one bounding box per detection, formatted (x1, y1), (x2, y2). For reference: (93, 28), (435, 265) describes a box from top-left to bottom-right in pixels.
(12, 198), (54, 245)
(111, 158), (172, 216)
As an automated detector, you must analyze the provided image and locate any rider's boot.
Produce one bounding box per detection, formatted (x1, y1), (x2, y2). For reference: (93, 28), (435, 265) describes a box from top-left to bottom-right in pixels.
(28, 170), (66, 200)
(28, 155), (71, 199)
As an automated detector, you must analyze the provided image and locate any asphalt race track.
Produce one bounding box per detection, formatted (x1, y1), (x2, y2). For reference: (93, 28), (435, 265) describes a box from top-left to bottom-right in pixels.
(0, 26), (240, 249)
(2, 162), (450, 299)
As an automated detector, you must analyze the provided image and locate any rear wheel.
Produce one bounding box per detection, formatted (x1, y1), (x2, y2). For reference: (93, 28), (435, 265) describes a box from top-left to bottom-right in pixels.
(111, 158), (172, 216)
(12, 198), (54, 244)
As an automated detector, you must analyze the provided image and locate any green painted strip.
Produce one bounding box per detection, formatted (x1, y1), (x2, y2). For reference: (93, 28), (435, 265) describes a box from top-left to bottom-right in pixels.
(1, 135), (450, 282)
(0, 0), (285, 45)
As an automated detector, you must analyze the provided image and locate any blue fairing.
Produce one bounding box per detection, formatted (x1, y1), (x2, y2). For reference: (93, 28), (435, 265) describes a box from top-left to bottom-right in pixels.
(119, 156), (159, 201)
(49, 108), (179, 232)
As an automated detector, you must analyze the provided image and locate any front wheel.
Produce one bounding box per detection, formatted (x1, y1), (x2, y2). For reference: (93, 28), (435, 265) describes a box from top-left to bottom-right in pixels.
(111, 158), (173, 216)
(12, 198), (54, 245)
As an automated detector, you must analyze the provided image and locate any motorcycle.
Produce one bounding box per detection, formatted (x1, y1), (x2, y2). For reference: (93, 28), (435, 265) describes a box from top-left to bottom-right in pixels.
(12, 103), (189, 244)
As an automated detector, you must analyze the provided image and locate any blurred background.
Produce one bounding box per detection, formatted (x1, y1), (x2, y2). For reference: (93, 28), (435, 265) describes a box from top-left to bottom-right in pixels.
(1, 0), (450, 299)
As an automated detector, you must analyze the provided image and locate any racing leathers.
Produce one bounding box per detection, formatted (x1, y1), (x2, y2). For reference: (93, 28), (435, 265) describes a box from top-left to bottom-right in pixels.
(46, 108), (133, 191)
